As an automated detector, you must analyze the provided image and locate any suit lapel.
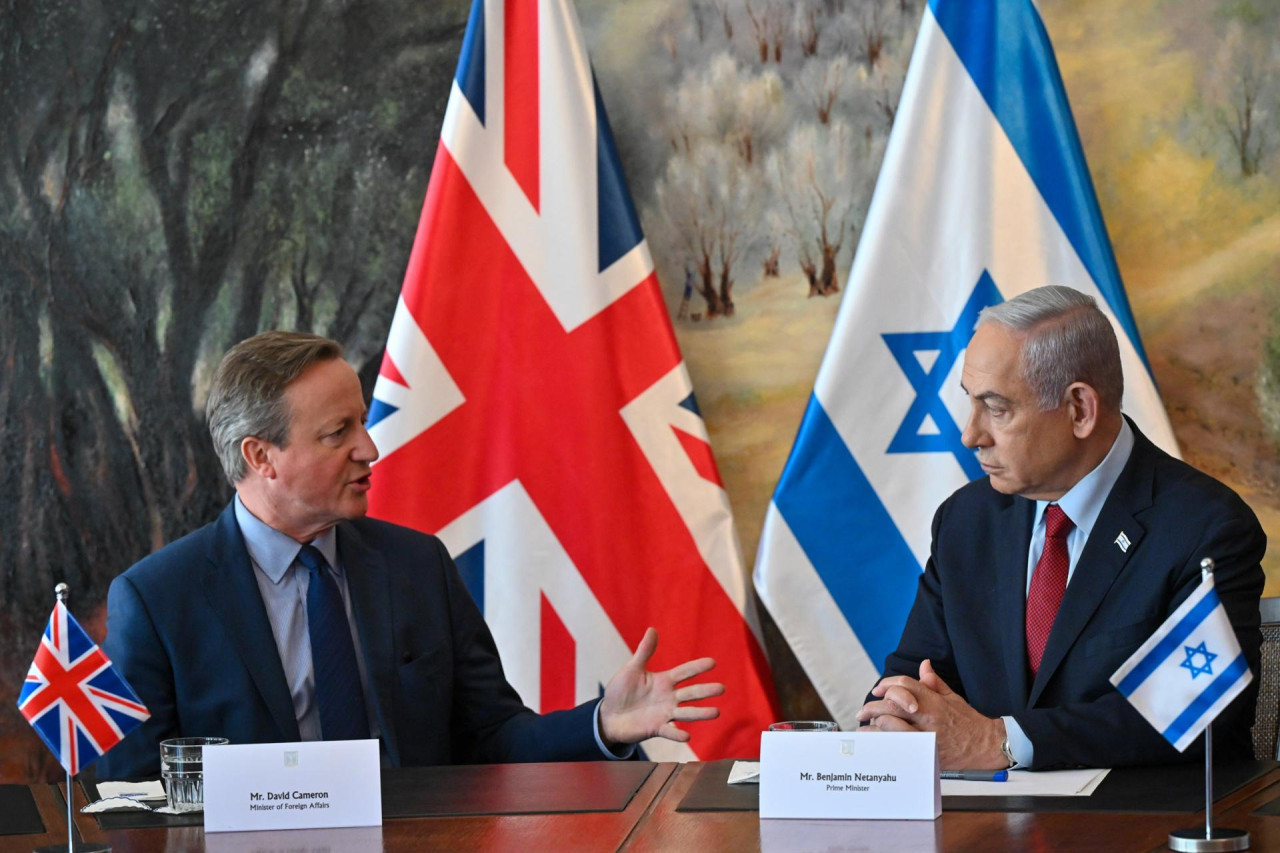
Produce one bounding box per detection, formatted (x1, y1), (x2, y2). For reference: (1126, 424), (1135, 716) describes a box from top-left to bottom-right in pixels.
(997, 497), (1035, 706)
(338, 521), (400, 767)
(1028, 423), (1155, 706)
(203, 503), (301, 741)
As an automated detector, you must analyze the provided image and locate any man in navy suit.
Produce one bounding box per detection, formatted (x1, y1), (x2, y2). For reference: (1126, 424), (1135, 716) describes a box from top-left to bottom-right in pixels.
(99, 331), (723, 779)
(857, 286), (1265, 771)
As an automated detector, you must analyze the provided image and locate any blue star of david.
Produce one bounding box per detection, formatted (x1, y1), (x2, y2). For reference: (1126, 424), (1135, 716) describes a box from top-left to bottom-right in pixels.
(1180, 641), (1217, 679)
(882, 271), (1004, 480)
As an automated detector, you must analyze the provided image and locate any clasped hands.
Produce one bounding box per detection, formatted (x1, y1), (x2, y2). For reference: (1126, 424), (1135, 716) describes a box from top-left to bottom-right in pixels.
(598, 627), (725, 746)
(856, 658), (1007, 770)
(594, 638), (1007, 765)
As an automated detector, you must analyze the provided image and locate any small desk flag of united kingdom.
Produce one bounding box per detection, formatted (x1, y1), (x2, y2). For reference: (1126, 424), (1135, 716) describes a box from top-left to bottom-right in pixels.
(17, 599), (150, 775)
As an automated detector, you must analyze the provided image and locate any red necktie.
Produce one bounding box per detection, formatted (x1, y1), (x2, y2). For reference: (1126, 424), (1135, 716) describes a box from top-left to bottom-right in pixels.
(1026, 504), (1074, 676)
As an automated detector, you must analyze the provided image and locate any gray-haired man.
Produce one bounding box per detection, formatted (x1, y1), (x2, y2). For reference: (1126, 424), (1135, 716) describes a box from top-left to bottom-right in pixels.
(857, 286), (1265, 771)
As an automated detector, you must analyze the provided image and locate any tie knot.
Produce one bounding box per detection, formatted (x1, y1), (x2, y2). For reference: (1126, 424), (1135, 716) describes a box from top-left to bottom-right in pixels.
(1044, 504), (1074, 540)
(296, 544), (330, 575)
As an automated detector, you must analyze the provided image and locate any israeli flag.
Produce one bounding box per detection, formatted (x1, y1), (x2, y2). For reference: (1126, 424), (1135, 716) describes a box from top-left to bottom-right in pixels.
(753, 0), (1179, 730)
(1110, 577), (1252, 752)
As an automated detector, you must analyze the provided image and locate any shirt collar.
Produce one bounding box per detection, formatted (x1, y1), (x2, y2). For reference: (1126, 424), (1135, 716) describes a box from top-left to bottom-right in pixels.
(233, 495), (341, 584)
(1035, 417), (1134, 539)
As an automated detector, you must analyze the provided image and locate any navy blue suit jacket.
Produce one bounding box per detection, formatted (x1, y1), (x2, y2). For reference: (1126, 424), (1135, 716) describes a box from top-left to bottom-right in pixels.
(882, 421), (1266, 769)
(98, 503), (601, 779)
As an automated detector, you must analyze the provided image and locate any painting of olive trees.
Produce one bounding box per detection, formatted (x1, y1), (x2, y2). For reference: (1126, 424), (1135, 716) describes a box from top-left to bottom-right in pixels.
(0, 0), (470, 779)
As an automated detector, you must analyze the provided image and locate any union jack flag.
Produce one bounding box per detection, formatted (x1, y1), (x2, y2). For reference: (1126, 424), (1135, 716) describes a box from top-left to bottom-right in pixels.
(367, 0), (778, 759)
(17, 601), (150, 775)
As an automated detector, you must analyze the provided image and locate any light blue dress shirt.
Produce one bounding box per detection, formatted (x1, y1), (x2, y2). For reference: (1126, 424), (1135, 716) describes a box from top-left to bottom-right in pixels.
(1002, 418), (1134, 766)
(234, 497), (627, 760)
(234, 497), (381, 743)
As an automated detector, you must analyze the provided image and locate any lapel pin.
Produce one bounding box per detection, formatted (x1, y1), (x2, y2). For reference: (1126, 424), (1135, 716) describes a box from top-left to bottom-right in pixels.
(1115, 532), (1131, 553)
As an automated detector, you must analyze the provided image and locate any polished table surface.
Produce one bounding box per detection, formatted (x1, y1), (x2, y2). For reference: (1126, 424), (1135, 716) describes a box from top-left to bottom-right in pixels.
(625, 763), (1280, 853)
(3, 762), (1280, 853)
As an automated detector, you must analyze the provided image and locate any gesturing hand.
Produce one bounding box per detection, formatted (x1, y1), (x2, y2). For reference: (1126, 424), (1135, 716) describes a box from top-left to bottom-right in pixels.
(598, 627), (725, 746)
(855, 659), (1007, 770)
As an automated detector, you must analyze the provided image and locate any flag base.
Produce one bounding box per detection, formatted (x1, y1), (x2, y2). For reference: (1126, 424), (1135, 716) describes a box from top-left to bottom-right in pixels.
(1168, 827), (1250, 852)
(33, 845), (110, 853)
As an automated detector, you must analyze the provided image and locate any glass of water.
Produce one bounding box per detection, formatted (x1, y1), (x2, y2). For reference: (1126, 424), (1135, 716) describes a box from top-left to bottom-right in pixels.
(160, 737), (228, 812)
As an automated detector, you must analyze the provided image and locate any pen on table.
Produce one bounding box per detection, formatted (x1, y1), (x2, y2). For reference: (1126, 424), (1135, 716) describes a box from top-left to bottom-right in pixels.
(940, 770), (1008, 782)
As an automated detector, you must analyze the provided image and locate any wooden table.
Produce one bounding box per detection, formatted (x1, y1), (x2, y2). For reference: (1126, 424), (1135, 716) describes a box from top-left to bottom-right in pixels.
(2, 762), (1278, 853)
(620, 763), (1280, 852)
(0, 783), (73, 852)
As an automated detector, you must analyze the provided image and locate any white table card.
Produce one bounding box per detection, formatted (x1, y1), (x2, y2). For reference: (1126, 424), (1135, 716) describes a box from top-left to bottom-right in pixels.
(759, 731), (940, 820)
(202, 740), (381, 833)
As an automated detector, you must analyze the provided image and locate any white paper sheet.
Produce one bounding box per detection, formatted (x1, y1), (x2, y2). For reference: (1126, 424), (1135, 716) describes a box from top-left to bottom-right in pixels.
(732, 761), (1110, 798)
(940, 768), (1109, 797)
(94, 780), (166, 801)
(81, 797), (154, 814)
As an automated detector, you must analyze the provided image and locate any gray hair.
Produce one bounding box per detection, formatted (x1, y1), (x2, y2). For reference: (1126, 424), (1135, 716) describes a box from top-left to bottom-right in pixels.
(206, 331), (344, 484)
(976, 286), (1123, 411)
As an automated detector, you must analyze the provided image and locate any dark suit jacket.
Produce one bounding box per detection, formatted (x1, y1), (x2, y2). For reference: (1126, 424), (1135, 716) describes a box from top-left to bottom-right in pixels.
(882, 421), (1266, 769)
(98, 503), (602, 779)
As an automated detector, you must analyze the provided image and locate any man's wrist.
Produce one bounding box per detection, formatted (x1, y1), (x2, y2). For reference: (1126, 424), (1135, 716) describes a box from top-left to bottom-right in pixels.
(994, 718), (1014, 768)
(1000, 716), (1033, 768)
(592, 701), (634, 760)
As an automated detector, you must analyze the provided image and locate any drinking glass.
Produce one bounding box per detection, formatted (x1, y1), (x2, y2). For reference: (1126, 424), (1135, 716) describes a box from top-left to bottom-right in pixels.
(767, 720), (839, 732)
(160, 736), (228, 812)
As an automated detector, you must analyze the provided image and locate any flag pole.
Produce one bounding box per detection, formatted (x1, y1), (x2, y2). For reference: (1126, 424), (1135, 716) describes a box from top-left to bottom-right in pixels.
(1167, 558), (1249, 853)
(33, 583), (111, 853)
(65, 754), (72, 853)
(1205, 721), (1213, 842)
(59, 583), (73, 853)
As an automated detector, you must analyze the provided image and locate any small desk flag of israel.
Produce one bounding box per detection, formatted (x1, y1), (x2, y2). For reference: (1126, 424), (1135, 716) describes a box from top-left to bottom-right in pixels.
(1110, 576), (1253, 752)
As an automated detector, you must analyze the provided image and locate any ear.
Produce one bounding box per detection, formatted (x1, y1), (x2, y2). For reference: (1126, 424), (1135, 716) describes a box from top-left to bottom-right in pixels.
(240, 436), (277, 479)
(1064, 382), (1101, 439)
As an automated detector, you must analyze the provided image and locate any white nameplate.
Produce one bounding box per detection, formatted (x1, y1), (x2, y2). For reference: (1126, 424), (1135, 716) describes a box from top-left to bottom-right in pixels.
(203, 740), (381, 833)
(759, 731), (940, 820)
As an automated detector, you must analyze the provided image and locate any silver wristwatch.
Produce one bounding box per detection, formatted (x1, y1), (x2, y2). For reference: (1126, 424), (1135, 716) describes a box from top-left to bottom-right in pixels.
(999, 735), (1016, 768)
